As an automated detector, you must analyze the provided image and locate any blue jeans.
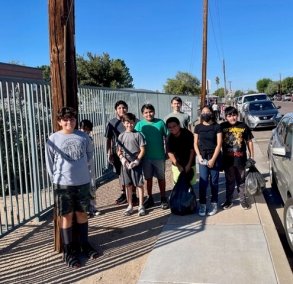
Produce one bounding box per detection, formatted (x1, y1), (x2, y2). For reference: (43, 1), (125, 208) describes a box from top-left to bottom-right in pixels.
(198, 164), (219, 204)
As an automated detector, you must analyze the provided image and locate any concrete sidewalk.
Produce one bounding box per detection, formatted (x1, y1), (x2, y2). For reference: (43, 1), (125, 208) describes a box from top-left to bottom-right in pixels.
(138, 142), (293, 284)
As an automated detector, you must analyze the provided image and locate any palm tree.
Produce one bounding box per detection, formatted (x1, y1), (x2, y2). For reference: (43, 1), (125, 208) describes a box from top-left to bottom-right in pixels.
(215, 76), (220, 90)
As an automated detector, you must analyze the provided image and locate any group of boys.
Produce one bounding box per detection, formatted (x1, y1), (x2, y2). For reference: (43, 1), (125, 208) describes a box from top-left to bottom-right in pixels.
(45, 97), (253, 268)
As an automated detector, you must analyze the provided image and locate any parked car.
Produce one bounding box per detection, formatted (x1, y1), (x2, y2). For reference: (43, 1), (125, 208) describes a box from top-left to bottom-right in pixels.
(282, 94), (292, 101)
(238, 93), (269, 118)
(241, 100), (282, 129)
(267, 112), (293, 251)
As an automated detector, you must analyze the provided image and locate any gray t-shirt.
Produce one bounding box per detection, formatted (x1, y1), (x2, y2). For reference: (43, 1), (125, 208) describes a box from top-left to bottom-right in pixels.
(45, 130), (93, 186)
(117, 130), (146, 162)
(164, 111), (190, 129)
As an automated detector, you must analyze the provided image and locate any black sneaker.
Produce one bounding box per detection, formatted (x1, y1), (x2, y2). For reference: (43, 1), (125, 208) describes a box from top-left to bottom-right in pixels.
(63, 244), (81, 268)
(240, 199), (251, 210)
(81, 242), (99, 259)
(115, 192), (127, 204)
(161, 197), (169, 210)
(221, 200), (233, 210)
(143, 196), (154, 209)
(132, 194), (139, 206)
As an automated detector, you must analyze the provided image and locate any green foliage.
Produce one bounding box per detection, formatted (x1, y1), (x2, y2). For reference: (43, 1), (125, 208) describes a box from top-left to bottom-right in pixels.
(215, 76), (220, 89)
(214, 87), (225, 97)
(281, 77), (293, 93)
(76, 52), (133, 88)
(256, 78), (272, 93)
(265, 81), (279, 95)
(163, 72), (200, 96)
(37, 65), (51, 81)
(36, 52), (134, 88)
(247, 89), (257, 94)
(234, 90), (244, 97)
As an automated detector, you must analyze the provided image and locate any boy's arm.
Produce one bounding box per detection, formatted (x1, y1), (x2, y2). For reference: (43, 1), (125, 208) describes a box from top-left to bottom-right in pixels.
(185, 149), (195, 171)
(137, 145), (145, 161)
(247, 140), (254, 159)
(45, 139), (54, 179)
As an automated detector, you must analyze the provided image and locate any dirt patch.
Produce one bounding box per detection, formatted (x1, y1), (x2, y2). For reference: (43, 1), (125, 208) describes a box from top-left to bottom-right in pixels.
(0, 163), (173, 284)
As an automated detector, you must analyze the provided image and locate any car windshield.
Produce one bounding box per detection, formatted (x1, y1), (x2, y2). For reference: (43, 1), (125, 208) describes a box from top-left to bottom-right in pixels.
(249, 101), (275, 111)
(244, 95), (267, 103)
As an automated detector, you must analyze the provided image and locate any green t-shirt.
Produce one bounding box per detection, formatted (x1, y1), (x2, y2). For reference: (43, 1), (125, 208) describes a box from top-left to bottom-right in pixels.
(134, 118), (168, 160)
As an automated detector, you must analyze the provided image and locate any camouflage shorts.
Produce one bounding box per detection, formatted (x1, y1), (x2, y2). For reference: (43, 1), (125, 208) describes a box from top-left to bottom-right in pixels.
(53, 183), (91, 216)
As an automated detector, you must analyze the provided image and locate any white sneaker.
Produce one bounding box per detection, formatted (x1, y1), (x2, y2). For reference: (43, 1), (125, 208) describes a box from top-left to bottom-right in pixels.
(124, 206), (133, 216)
(198, 204), (206, 217)
(207, 203), (218, 216)
(138, 206), (146, 216)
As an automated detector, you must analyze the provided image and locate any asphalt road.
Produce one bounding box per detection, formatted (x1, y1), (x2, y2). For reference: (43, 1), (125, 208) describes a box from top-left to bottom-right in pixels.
(252, 100), (293, 270)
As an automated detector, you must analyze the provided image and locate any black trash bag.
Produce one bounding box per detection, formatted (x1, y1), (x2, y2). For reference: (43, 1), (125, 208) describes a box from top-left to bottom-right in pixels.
(245, 164), (266, 196)
(169, 172), (197, 215)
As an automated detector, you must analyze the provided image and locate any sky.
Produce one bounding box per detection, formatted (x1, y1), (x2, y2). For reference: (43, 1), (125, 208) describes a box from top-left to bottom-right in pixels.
(1, 0), (293, 93)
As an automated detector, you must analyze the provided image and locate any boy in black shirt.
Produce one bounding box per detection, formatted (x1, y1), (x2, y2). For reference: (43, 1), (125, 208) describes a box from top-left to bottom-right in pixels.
(220, 106), (254, 210)
(166, 117), (196, 190)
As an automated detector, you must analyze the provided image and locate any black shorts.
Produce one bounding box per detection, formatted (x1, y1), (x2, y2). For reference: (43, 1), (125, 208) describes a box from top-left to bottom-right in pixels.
(54, 183), (91, 216)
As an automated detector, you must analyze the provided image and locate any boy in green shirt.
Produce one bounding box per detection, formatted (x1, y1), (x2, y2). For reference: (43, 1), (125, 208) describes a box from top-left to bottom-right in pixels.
(135, 104), (169, 209)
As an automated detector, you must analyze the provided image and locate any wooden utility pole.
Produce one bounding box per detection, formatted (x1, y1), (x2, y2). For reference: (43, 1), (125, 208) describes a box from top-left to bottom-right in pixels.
(48, 0), (78, 131)
(200, 0), (208, 109)
(48, 0), (78, 252)
(223, 59), (227, 102)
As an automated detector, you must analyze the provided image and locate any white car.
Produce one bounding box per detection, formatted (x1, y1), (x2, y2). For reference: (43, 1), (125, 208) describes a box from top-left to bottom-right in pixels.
(267, 112), (293, 251)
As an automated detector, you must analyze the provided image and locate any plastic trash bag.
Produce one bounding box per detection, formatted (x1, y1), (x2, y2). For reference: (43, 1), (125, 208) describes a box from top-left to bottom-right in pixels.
(169, 171), (197, 215)
(245, 164), (266, 196)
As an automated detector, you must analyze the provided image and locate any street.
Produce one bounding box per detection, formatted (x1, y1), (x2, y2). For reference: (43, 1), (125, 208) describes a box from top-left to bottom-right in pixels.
(252, 100), (293, 270)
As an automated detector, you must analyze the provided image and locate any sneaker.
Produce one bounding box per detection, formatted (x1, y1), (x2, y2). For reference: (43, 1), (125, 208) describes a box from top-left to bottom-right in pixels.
(116, 192), (127, 205)
(143, 196), (155, 209)
(132, 194), (139, 206)
(160, 197), (169, 210)
(124, 206), (133, 216)
(221, 200), (233, 210)
(207, 202), (218, 216)
(198, 204), (207, 216)
(138, 206), (146, 216)
(81, 242), (99, 259)
(93, 209), (103, 216)
(63, 244), (81, 268)
(240, 199), (251, 210)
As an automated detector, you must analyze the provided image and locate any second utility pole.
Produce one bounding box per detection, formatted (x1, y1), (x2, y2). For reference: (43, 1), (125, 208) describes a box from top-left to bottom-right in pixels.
(200, 0), (208, 109)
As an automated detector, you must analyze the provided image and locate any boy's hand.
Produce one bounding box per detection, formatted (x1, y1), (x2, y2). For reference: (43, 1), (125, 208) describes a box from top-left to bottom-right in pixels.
(107, 153), (114, 164)
(128, 159), (140, 169)
(120, 157), (129, 168)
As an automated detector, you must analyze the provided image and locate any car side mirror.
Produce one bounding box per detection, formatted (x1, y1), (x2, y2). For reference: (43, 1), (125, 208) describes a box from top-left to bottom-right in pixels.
(272, 146), (286, 156)
(277, 106), (281, 109)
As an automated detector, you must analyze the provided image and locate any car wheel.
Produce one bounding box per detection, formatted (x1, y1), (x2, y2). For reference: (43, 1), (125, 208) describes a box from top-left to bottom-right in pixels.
(284, 198), (293, 252)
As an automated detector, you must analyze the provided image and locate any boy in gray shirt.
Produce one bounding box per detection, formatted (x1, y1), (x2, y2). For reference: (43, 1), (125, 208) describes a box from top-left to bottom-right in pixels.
(117, 113), (146, 216)
(45, 107), (99, 268)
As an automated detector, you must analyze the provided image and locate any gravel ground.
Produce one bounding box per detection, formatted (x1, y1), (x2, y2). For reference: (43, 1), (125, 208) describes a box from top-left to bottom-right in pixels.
(0, 162), (174, 284)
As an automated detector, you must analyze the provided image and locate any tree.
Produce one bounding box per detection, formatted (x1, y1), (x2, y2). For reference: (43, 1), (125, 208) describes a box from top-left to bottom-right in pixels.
(234, 90), (244, 97)
(215, 76), (220, 90)
(265, 81), (279, 96)
(282, 77), (293, 94)
(213, 87), (225, 98)
(38, 52), (134, 88)
(38, 65), (51, 81)
(163, 72), (200, 96)
(76, 52), (133, 88)
(256, 78), (272, 93)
